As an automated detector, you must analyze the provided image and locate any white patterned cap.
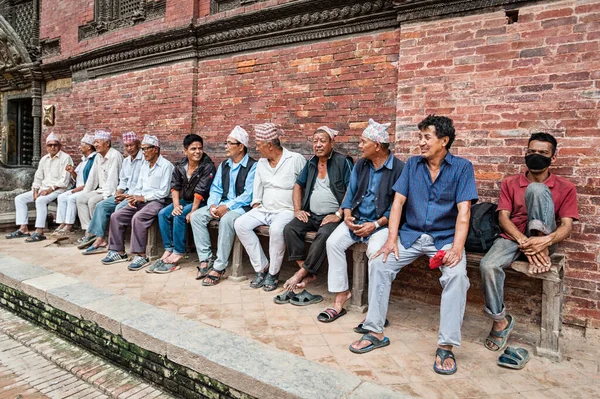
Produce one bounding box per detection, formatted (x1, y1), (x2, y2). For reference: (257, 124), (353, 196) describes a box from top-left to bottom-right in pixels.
(228, 126), (249, 148)
(94, 130), (111, 141)
(254, 123), (283, 142)
(362, 118), (391, 144)
(81, 133), (95, 146)
(142, 134), (160, 148)
(315, 126), (339, 139)
(46, 133), (60, 144)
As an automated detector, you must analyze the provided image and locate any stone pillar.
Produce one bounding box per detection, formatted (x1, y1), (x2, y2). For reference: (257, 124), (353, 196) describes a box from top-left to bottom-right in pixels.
(31, 80), (41, 166)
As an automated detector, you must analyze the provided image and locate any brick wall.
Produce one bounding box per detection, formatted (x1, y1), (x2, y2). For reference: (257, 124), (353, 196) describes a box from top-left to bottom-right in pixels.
(393, 0), (600, 328)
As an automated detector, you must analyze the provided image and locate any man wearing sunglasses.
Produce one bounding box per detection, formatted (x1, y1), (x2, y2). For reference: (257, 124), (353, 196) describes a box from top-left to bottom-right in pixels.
(6, 133), (73, 242)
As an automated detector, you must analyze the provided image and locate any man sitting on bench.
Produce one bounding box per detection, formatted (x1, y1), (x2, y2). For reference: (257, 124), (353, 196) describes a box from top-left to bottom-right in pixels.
(479, 132), (578, 352)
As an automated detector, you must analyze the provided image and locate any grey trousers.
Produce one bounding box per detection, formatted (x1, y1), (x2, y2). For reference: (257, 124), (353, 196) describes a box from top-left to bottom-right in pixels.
(190, 206), (241, 272)
(108, 200), (166, 254)
(363, 230), (470, 347)
(76, 192), (104, 230)
(480, 183), (556, 321)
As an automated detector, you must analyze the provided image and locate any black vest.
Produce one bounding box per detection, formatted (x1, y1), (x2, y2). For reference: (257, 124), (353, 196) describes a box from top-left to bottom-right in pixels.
(301, 151), (354, 212)
(350, 154), (405, 220)
(221, 156), (257, 212)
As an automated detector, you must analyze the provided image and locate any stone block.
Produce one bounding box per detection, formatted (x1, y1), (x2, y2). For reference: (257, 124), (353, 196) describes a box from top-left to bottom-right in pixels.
(80, 295), (157, 336)
(47, 282), (115, 319)
(0, 255), (53, 291)
(21, 273), (80, 303)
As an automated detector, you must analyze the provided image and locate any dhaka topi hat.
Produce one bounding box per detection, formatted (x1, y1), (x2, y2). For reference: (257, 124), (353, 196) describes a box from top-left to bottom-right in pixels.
(362, 118), (391, 144)
(81, 133), (95, 146)
(315, 126), (339, 140)
(122, 131), (138, 144)
(142, 134), (160, 148)
(46, 133), (60, 144)
(229, 126), (249, 148)
(94, 130), (111, 141)
(254, 123), (283, 142)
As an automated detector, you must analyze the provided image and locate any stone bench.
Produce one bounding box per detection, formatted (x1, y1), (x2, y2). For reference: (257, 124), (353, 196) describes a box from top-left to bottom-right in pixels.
(212, 219), (565, 361)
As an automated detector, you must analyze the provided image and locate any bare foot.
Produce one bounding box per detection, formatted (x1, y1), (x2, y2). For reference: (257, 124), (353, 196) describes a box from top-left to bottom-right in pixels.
(332, 290), (351, 313)
(166, 253), (183, 264)
(486, 318), (509, 351)
(93, 237), (108, 248)
(283, 268), (308, 290)
(435, 345), (456, 372)
(160, 250), (172, 261)
(295, 274), (317, 290)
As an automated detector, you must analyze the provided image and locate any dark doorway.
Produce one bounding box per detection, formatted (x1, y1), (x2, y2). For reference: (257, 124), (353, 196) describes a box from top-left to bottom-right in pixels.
(6, 98), (34, 166)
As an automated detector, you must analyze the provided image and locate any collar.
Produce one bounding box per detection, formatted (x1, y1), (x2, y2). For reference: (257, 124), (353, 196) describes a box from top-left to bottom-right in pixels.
(81, 151), (96, 162)
(48, 150), (63, 160)
(226, 153), (249, 168)
(520, 172), (555, 188)
(368, 151), (394, 171)
(308, 150), (336, 165)
(417, 151), (454, 165)
(132, 150), (143, 162)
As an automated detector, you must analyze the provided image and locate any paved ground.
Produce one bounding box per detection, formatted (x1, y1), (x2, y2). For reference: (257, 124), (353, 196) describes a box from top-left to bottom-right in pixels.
(1, 235), (599, 397)
(0, 308), (173, 399)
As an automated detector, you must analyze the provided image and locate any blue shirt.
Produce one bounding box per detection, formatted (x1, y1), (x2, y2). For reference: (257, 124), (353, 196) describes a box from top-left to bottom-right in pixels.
(207, 154), (257, 215)
(341, 152), (396, 241)
(393, 152), (478, 250)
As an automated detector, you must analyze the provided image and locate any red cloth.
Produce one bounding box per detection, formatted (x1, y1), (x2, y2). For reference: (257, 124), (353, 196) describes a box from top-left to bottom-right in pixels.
(497, 173), (579, 240)
(429, 250), (446, 269)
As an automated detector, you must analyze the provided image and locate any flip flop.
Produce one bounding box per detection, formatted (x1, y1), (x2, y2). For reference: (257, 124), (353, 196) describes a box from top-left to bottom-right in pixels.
(433, 348), (457, 375)
(354, 318), (390, 334)
(25, 232), (46, 243)
(289, 290), (323, 306)
(5, 230), (30, 239)
(317, 307), (347, 323)
(498, 347), (530, 370)
(349, 333), (390, 354)
(485, 314), (515, 351)
(273, 290), (297, 304)
(82, 245), (108, 255)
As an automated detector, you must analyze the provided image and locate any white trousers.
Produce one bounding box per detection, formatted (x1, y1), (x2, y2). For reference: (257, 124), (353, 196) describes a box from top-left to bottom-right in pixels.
(234, 208), (294, 275)
(14, 190), (62, 228)
(76, 192), (104, 230)
(56, 190), (83, 225)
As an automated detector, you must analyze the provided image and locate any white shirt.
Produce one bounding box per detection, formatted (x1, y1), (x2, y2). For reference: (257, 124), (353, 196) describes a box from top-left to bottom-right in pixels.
(117, 150), (143, 192)
(84, 147), (124, 199)
(32, 150), (73, 191)
(251, 147), (306, 212)
(130, 155), (174, 202)
(74, 152), (96, 187)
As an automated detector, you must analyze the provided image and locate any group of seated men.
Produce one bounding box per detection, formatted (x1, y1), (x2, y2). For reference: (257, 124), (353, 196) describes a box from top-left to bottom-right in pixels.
(5, 115), (578, 375)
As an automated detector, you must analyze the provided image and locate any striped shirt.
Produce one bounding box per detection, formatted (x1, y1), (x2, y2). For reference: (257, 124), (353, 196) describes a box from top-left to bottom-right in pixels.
(393, 152), (478, 250)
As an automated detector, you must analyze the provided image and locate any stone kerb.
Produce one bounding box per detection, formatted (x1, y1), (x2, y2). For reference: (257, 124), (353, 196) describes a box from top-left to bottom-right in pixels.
(0, 253), (408, 399)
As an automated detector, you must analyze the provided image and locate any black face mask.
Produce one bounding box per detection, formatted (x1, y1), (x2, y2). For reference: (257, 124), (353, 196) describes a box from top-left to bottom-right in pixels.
(525, 154), (552, 171)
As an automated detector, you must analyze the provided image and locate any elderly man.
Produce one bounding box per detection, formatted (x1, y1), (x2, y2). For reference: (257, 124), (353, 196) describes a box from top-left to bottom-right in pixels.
(278, 126), (354, 304)
(76, 130), (123, 246)
(318, 119), (404, 321)
(52, 133), (97, 235)
(6, 133), (73, 242)
(234, 123), (306, 291)
(81, 131), (143, 254)
(190, 126), (257, 284)
(101, 134), (173, 271)
(151, 134), (216, 273)
(480, 132), (578, 353)
(355, 115), (477, 376)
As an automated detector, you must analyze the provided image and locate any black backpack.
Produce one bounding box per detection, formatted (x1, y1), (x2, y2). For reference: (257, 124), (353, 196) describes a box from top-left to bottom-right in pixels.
(466, 202), (501, 253)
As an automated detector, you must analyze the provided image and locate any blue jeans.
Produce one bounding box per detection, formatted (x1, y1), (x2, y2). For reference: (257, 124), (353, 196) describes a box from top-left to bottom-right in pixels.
(480, 183), (556, 321)
(87, 196), (128, 238)
(158, 199), (193, 255)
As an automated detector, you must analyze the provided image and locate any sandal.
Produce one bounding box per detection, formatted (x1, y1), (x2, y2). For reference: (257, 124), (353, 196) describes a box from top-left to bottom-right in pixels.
(273, 290), (297, 304)
(195, 257), (214, 280)
(354, 318), (390, 334)
(317, 307), (347, 323)
(262, 273), (279, 292)
(25, 232), (46, 243)
(5, 230), (30, 239)
(250, 271), (268, 289)
(498, 347), (530, 370)
(349, 333), (390, 354)
(289, 290), (323, 306)
(485, 314), (515, 352)
(202, 269), (225, 287)
(433, 348), (457, 375)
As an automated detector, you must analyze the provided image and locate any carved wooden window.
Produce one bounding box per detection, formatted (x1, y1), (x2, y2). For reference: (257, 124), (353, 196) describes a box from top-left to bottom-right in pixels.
(0, 0), (35, 47)
(210, 0), (266, 15)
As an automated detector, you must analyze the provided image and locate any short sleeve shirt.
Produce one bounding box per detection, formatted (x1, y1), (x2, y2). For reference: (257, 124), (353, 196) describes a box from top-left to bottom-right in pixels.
(498, 173), (579, 239)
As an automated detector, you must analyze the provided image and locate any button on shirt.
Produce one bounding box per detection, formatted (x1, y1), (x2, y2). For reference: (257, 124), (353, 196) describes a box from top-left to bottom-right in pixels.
(32, 150), (74, 190)
(130, 155), (174, 202)
(394, 152), (478, 250)
(84, 147), (124, 199)
(117, 150), (144, 193)
(207, 154), (257, 215)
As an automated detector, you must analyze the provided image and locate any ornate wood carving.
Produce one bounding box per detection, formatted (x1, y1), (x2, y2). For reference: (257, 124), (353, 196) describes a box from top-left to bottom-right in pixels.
(392, 0), (533, 21)
(210, 0), (266, 15)
(40, 37), (60, 58)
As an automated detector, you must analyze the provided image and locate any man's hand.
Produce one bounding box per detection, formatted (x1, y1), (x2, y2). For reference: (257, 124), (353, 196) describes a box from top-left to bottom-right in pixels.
(214, 205), (229, 218)
(344, 216), (359, 231)
(72, 186), (84, 193)
(354, 222), (376, 238)
(186, 213), (192, 223)
(65, 164), (75, 175)
(172, 204), (184, 216)
(321, 213), (341, 226)
(519, 236), (552, 256)
(114, 193), (127, 203)
(33, 189), (39, 201)
(209, 205), (218, 218)
(442, 247), (462, 268)
(126, 195), (144, 207)
(252, 203), (260, 209)
(371, 239), (399, 263)
(38, 189), (52, 196)
(294, 210), (310, 223)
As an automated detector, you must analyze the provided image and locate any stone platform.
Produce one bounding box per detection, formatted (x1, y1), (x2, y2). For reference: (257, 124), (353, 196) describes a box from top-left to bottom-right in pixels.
(0, 236), (599, 398)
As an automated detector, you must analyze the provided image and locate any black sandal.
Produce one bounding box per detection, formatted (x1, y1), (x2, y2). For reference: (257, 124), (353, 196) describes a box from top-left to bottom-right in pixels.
(273, 290), (297, 304)
(250, 271), (268, 289)
(5, 230), (30, 239)
(289, 290), (323, 306)
(202, 269), (225, 287)
(25, 232), (46, 243)
(433, 348), (457, 375)
(195, 257), (214, 280)
(262, 273), (279, 292)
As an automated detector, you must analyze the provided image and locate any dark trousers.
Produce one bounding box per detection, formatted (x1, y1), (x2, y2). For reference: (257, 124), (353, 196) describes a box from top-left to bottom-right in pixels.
(108, 200), (166, 254)
(283, 214), (341, 275)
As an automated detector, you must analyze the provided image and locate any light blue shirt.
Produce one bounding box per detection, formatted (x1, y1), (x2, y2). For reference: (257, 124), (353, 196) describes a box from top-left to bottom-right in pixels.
(117, 150), (144, 192)
(130, 155), (174, 202)
(207, 154), (257, 215)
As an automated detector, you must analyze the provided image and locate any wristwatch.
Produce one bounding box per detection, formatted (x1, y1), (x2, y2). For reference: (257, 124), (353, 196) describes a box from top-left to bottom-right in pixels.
(335, 211), (342, 219)
(373, 221), (381, 229)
